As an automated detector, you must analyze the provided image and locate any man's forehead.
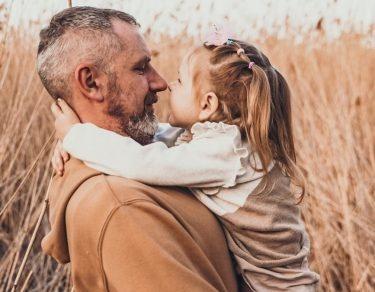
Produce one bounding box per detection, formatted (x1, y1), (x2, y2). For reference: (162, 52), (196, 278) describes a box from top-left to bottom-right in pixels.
(111, 19), (150, 56)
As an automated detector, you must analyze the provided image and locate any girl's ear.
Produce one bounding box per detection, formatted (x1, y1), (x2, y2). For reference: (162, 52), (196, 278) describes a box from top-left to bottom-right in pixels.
(74, 63), (104, 102)
(198, 91), (219, 122)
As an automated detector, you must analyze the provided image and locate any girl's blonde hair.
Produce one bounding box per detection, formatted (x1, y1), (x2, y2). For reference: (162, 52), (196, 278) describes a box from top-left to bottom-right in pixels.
(194, 40), (305, 200)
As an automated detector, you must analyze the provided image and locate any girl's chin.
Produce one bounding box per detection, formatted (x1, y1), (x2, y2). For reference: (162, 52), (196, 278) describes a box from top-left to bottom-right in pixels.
(168, 114), (178, 127)
(168, 113), (190, 128)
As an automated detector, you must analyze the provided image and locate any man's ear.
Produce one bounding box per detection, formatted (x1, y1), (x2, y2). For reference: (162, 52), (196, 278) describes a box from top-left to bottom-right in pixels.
(198, 92), (219, 122)
(74, 63), (104, 102)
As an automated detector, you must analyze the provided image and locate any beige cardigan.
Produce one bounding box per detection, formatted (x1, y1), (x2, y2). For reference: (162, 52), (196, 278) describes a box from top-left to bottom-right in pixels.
(220, 164), (319, 291)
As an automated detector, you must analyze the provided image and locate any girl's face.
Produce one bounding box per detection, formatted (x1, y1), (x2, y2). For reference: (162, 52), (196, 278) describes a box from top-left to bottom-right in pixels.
(168, 52), (201, 129)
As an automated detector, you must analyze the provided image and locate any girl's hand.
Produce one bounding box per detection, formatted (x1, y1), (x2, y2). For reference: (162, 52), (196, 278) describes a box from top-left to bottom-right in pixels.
(175, 130), (193, 146)
(51, 140), (70, 176)
(51, 99), (80, 140)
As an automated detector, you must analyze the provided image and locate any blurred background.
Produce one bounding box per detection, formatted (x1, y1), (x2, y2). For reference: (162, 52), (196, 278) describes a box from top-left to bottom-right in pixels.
(0, 0), (374, 291)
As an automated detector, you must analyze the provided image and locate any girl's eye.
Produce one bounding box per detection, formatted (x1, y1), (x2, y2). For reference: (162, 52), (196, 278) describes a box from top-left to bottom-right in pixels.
(178, 78), (182, 84)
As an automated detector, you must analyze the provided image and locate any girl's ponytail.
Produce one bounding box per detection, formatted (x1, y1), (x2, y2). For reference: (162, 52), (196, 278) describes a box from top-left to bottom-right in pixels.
(202, 40), (306, 200)
(241, 63), (272, 172)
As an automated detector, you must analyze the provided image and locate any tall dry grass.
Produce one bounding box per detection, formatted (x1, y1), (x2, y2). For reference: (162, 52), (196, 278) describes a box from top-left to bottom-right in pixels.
(0, 28), (374, 291)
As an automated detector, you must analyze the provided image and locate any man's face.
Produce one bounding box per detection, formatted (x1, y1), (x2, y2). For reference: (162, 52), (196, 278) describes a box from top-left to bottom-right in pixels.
(101, 21), (167, 144)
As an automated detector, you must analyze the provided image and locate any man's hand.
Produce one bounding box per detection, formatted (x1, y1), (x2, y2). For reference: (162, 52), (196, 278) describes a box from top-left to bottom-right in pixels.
(51, 99), (80, 140)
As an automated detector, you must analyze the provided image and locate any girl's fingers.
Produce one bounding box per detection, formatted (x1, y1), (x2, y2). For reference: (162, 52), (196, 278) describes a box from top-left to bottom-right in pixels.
(53, 143), (64, 175)
(57, 99), (75, 115)
(54, 147), (63, 170)
(61, 150), (70, 163)
(51, 156), (62, 176)
(57, 140), (70, 162)
(54, 142), (61, 158)
(51, 156), (57, 172)
(60, 147), (70, 163)
(51, 102), (62, 118)
(56, 154), (64, 175)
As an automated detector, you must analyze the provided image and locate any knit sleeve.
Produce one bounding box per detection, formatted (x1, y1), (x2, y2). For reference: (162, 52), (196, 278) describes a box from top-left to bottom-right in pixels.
(62, 122), (249, 188)
(153, 123), (185, 147)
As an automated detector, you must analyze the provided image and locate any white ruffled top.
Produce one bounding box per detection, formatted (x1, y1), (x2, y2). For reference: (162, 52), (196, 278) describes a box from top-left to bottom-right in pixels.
(63, 121), (274, 215)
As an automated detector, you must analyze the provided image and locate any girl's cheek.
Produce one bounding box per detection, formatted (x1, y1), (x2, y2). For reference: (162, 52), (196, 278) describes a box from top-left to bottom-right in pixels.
(170, 88), (181, 107)
(169, 93), (176, 108)
(178, 86), (188, 96)
(167, 105), (179, 126)
(169, 97), (180, 117)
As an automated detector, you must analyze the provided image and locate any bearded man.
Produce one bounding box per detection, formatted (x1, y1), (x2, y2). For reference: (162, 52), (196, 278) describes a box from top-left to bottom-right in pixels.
(38, 6), (240, 292)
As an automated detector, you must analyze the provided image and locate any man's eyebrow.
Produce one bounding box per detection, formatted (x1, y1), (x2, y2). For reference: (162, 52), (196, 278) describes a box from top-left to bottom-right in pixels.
(132, 55), (151, 67)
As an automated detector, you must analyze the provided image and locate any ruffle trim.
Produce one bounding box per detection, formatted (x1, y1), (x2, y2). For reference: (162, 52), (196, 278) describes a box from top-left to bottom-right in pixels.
(191, 122), (250, 193)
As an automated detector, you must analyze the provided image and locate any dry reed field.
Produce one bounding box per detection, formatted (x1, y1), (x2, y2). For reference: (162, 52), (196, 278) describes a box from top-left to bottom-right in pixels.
(0, 14), (374, 292)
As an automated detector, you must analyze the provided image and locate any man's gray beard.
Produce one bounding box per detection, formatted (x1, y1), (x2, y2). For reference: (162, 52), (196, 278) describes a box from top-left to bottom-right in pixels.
(106, 73), (158, 145)
(108, 104), (159, 145)
(126, 111), (158, 145)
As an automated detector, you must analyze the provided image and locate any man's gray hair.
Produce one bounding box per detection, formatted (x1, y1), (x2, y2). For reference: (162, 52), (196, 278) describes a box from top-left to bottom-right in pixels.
(37, 6), (139, 100)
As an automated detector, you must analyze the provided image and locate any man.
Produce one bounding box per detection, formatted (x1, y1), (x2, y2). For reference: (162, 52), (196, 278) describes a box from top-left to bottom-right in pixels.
(38, 6), (240, 291)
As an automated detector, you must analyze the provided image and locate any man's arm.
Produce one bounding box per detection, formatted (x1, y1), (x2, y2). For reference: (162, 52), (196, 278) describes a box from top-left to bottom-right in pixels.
(101, 200), (223, 291)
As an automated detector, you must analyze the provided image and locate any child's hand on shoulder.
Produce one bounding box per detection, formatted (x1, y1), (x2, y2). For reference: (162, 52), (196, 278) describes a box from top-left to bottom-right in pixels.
(51, 140), (69, 176)
(51, 98), (80, 140)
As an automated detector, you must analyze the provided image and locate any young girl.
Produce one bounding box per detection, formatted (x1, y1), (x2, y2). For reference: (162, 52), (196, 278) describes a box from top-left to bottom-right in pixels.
(51, 37), (319, 291)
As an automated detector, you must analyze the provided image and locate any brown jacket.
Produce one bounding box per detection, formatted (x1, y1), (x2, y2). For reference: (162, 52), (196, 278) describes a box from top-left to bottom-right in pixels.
(42, 159), (240, 291)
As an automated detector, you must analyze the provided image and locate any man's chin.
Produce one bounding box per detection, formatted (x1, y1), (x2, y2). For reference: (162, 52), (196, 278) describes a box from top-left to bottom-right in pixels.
(124, 113), (158, 145)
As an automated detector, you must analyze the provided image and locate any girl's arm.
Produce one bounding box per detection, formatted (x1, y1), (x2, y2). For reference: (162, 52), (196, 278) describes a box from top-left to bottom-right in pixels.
(153, 123), (185, 147)
(63, 123), (244, 188)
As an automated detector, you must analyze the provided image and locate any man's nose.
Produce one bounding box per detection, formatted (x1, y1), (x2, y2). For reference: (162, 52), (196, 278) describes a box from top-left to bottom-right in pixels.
(148, 67), (168, 92)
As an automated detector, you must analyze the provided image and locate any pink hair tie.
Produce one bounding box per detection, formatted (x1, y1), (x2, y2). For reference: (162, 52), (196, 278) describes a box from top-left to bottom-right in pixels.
(248, 62), (255, 69)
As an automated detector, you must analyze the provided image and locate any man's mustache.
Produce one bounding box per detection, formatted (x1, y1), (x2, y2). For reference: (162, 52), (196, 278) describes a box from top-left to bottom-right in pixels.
(144, 92), (158, 106)
(129, 93), (158, 123)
